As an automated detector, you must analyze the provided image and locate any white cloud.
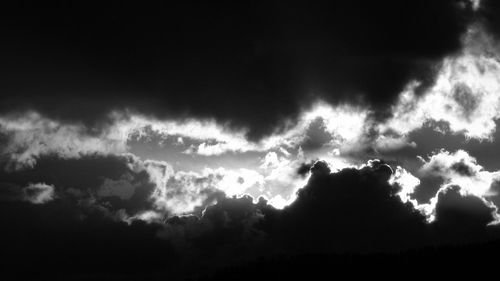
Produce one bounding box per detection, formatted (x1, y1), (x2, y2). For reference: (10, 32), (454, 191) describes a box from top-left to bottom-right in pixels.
(0, 99), (374, 173)
(257, 150), (310, 208)
(418, 149), (497, 197)
(390, 150), (500, 223)
(9, 27), (500, 220)
(0, 102), (371, 215)
(261, 102), (370, 152)
(373, 135), (416, 153)
(125, 148), (312, 217)
(260, 152), (280, 169)
(390, 166), (421, 207)
(118, 113), (260, 156)
(133, 158), (264, 215)
(380, 26), (500, 140)
(0, 112), (128, 170)
(23, 183), (55, 204)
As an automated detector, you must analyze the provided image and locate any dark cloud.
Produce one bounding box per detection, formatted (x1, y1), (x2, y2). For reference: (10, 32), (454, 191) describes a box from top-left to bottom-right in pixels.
(160, 195), (271, 270)
(406, 120), (500, 171)
(412, 175), (446, 204)
(161, 158), (499, 264)
(450, 160), (476, 176)
(452, 83), (480, 121)
(2, 157), (500, 279)
(0, 200), (180, 280)
(2, 2), (500, 280)
(301, 118), (332, 151)
(489, 180), (500, 210)
(265, 160), (429, 253)
(432, 185), (497, 242)
(0, 154), (156, 216)
(296, 160), (316, 177)
(147, 158), (500, 269)
(0, 1), (474, 139)
(478, 0), (500, 38)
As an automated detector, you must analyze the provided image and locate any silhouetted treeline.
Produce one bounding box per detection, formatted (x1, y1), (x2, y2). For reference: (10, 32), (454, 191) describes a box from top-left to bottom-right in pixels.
(198, 239), (500, 281)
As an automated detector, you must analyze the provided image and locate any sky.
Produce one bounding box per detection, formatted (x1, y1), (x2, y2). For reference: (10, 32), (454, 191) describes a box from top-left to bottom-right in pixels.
(2, 0), (500, 279)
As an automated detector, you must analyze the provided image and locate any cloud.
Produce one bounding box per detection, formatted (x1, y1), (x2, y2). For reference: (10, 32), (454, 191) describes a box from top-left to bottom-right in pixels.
(154, 159), (426, 260)
(142, 156), (304, 215)
(0, 1), (473, 141)
(255, 150), (311, 209)
(296, 161), (315, 177)
(0, 102), (368, 172)
(431, 185), (500, 243)
(470, 0), (482, 10)
(390, 166), (421, 206)
(373, 135), (417, 153)
(299, 103), (369, 148)
(0, 111), (262, 170)
(380, 25), (500, 140)
(388, 149), (500, 224)
(0, 106), (357, 213)
(157, 195), (271, 267)
(97, 174), (138, 200)
(261, 160), (429, 253)
(148, 165), (225, 216)
(129, 101), (371, 157)
(0, 154), (159, 218)
(22, 183), (54, 204)
(3, 156), (500, 279)
(434, 185), (498, 226)
(0, 198), (179, 279)
(166, 158), (500, 257)
(0, 118), (311, 216)
(1, 3), (500, 279)
(0, 112), (129, 170)
(418, 149), (497, 197)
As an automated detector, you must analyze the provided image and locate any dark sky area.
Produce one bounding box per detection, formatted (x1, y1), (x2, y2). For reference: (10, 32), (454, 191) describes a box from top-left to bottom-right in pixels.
(2, 1), (500, 280)
(0, 0), (474, 138)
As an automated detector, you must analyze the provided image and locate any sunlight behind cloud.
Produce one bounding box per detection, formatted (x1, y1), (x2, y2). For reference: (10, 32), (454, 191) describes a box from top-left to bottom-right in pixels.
(381, 25), (500, 140)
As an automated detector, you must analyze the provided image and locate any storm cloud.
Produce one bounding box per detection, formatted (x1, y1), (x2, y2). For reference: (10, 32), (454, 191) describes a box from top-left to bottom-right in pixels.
(2, 157), (500, 279)
(3, 1), (500, 280)
(0, 0), (476, 139)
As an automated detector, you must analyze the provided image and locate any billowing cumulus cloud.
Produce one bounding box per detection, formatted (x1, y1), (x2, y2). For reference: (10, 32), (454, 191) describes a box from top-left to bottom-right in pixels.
(435, 185), (499, 225)
(390, 166), (422, 206)
(139, 152), (308, 215)
(147, 165), (226, 216)
(418, 150), (497, 197)
(389, 149), (500, 224)
(157, 158), (500, 260)
(2, 156), (500, 279)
